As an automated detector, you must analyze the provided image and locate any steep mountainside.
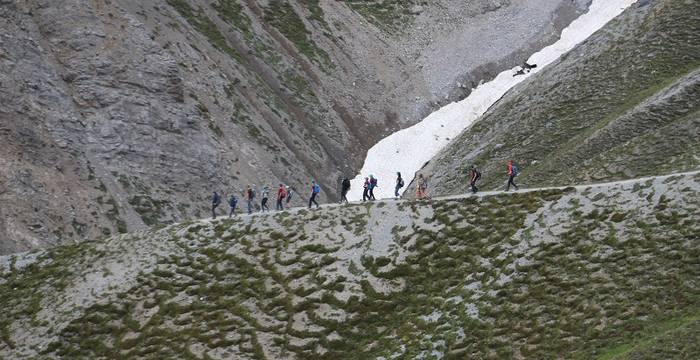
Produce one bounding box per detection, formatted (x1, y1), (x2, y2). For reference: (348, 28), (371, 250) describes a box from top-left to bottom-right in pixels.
(1, 172), (698, 359)
(418, 0), (699, 197)
(0, 0), (589, 254)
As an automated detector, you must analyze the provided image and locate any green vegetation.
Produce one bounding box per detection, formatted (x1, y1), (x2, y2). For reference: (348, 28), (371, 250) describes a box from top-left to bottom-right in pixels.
(128, 195), (170, 226)
(0, 242), (99, 350)
(228, 100), (274, 149)
(430, 0), (700, 195)
(212, 0), (251, 36)
(2, 174), (698, 359)
(264, 1), (332, 69)
(166, 0), (243, 62)
(299, 0), (330, 32)
(343, 0), (418, 33)
(104, 196), (128, 234)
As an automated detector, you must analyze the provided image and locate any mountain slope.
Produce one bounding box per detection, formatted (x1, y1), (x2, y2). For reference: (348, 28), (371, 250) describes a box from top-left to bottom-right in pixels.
(1, 172), (698, 359)
(418, 0), (700, 197)
(0, 0), (589, 254)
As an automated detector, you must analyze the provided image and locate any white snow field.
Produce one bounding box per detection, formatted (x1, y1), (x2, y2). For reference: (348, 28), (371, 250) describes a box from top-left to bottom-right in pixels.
(348, 0), (637, 201)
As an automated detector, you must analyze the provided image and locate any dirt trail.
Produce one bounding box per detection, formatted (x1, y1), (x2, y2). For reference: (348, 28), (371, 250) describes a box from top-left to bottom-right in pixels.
(200, 170), (700, 223)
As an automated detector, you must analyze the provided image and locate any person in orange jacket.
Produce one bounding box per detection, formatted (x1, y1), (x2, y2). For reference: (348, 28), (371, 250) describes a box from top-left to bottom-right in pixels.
(506, 160), (519, 191)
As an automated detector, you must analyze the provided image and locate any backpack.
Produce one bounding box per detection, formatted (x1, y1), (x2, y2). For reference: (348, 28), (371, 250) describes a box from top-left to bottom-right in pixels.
(230, 196), (238, 206)
(475, 170), (481, 181)
(512, 165), (519, 176)
(371, 178), (378, 187)
(313, 184), (321, 194)
(398, 178), (404, 188)
(280, 189), (287, 199)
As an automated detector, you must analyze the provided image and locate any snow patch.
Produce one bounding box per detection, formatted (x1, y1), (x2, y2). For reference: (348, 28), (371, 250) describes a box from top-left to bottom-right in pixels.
(348, 0), (637, 201)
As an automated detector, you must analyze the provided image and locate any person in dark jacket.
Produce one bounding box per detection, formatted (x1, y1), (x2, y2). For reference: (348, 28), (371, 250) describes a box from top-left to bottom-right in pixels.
(362, 177), (370, 202)
(211, 191), (221, 219)
(368, 175), (377, 200)
(228, 193), (238, 218)
(340, 177), (351, 204)
(394, 172), (404, 199)
(245, 185), (255, 214)
(468, 165), (481, 194)
(286, 186), (295, 204)
(261, 186), (270, 212)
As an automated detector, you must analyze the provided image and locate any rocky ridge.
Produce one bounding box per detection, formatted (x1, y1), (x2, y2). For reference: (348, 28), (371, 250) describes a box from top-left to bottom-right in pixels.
(1, 171), (698, 359)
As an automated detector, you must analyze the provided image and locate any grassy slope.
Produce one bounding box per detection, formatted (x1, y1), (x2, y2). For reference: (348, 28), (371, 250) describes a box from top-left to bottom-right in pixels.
(1, 172), (698, 359)
(425, 0), (700, 196)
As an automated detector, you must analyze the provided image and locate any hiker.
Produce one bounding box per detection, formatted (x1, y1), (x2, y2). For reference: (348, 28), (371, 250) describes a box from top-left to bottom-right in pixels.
(468, 165), (481, 194)
(286, 186), (294, 204)
(211, 191), (221, 219)
(309, 181), (321, 209)
(416, 173), (430, 200)
(340, 177), (351, 204)
(395, 172), (404, 198)
(261, 186), (270, 212)
(506, 160), (519, 191)
(362, 177), (370, 202)
(368, 175), (378, 200)
(228, 193), (238, 218)
(276, 183), (287, 211)
(245, 185), (255, 214)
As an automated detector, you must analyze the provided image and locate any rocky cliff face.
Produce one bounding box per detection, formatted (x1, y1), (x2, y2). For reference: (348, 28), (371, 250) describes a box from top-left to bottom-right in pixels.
(0, 0), (589, 254)
(418, 0), (700, 197)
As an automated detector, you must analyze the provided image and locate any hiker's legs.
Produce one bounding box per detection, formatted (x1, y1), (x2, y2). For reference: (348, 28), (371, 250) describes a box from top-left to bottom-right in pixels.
(229, 206), (235, 217)
(471, 181), (477, 193)
(363, 189), (368, 201)
(369, 188), (375, 200)
(247, 201), (253, 214)
(212, 204), (217, 219)
(276, 199), (283, 211)
(506, 175), (518, 191)
(395, 185), (400, 198)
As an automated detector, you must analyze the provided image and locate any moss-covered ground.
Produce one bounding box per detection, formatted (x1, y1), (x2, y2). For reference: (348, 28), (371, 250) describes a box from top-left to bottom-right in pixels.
(1, 173), (698, 359)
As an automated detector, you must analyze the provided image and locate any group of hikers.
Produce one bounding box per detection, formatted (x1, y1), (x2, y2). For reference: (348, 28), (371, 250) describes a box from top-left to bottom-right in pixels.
(210, 160), (520, 219)
(211, 181), (324, 219)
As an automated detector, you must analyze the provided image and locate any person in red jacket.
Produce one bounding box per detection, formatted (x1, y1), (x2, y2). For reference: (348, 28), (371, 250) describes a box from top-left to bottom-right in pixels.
(276, 183), (287, 211)
(506, 160), (519, 191)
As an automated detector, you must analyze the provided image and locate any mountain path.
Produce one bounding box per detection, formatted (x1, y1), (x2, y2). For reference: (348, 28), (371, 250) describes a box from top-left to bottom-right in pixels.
(201, 170), (700, 223)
